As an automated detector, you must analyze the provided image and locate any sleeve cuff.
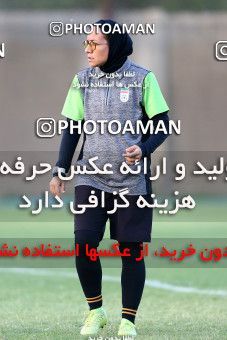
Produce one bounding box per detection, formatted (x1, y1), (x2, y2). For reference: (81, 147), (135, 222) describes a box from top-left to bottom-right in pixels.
(137, 142), (147, 158)
(52, 166), (67, 178)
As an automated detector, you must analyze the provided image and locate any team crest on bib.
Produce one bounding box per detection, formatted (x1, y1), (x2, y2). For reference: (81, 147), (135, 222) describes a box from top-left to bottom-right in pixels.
(120, 87), (129, 102)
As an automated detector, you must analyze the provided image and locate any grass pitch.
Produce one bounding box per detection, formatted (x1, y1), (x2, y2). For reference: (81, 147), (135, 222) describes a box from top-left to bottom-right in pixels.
(0, 198), (227, 339)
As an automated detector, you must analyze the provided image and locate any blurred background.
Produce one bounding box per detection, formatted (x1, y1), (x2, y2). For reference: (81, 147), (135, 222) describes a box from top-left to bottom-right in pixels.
(0, 0), (226, 232)
(0, 0), (227, 198)
(0, 0), (227, 149)
(0, 0), (227, 218)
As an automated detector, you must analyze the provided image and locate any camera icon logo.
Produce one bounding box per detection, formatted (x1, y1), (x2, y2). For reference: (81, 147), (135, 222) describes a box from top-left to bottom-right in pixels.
(36, 118), (56, 138)
(49, 22), (64, 37)
(215, 41), (227, 61)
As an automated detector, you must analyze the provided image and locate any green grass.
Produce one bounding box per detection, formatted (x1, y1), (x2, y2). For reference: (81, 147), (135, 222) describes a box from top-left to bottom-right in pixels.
(0, 198), (227, 339)
(0, 268), (226, 339)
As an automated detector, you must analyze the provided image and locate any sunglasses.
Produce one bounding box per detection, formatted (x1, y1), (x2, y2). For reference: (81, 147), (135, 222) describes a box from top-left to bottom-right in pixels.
(83, 40), (108, 52)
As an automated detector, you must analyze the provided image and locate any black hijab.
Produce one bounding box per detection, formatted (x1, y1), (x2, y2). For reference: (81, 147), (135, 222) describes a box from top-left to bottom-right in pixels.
(94, 19), (133, 73)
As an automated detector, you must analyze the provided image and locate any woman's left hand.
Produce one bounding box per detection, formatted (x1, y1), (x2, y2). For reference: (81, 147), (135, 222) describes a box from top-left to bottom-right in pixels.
(122, 145), (142, 165)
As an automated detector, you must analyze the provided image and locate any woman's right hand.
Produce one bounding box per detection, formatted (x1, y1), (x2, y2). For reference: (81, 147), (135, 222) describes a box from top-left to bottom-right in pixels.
(49, 176), (65, 197)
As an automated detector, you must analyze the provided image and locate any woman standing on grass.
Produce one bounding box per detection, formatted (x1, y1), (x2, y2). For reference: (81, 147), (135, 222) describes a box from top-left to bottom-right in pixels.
(50, 19), (170, 337)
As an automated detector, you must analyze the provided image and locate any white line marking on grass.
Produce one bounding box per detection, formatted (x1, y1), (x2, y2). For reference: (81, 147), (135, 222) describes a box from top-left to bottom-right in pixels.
(1, 268), (227, 297)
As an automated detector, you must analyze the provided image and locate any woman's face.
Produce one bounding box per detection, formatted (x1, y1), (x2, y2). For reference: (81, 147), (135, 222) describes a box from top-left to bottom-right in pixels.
(84, 29), (109, 68)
